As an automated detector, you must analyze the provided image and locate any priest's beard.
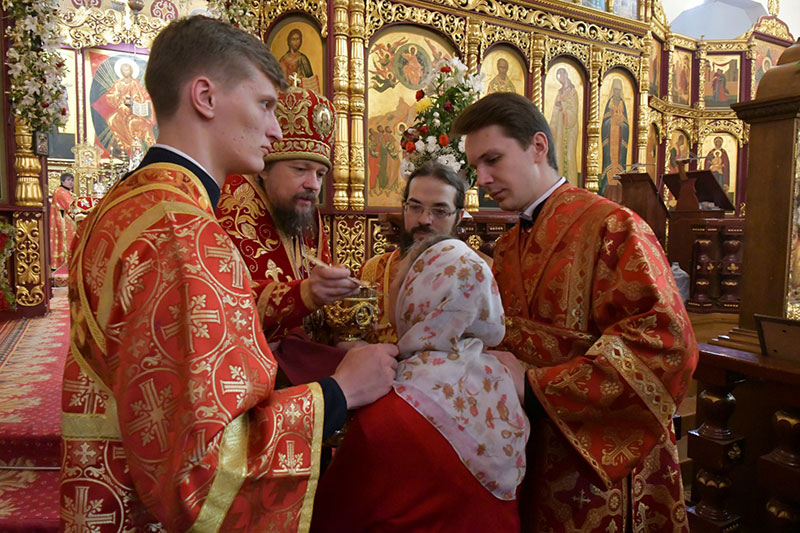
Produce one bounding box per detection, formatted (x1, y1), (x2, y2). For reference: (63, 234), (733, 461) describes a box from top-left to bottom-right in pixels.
(271, 192), (318, 238)
(398, 222), (457, 254)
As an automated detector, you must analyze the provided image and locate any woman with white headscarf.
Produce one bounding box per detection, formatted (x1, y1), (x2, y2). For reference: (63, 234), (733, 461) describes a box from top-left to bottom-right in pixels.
(312, 238), (529, 531)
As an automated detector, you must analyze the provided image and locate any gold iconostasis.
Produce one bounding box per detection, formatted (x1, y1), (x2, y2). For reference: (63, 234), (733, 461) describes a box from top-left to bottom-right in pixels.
(44, 0), (795, 267)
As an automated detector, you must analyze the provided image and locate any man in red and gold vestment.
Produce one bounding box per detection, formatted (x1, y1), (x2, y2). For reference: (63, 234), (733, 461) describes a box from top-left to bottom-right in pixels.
(217, 86), (345, 345)
(217, 87), (360, 383)
(49, 172), (76, 270)
(60, 17), (398, 532)
(357, 160), (465, 344)
(454, 92), (698, 532)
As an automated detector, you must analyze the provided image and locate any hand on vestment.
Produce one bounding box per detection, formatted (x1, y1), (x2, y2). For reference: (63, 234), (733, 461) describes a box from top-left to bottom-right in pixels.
(304, 264), (360, 307)
(332, 343), (399, 409)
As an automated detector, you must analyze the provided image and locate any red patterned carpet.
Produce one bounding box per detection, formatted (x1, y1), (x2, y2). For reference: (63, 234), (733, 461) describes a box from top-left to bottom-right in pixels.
(0, 287), (70, 532)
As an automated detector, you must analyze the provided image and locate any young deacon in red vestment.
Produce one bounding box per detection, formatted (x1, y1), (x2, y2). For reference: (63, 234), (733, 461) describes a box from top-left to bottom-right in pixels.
(453, 92), (698, 532)
(60, 16), (398, 532)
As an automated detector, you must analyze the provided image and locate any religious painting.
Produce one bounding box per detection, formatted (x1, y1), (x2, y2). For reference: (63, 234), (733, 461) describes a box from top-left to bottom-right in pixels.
(543, 58), (585, 187)
(366, 25), (455, 207)
(648, 38), (662, 96)
(666, 129), (690, 175)
(599, 70), (634, 191)
(613, 0), (637, 19)
(579, 0), (604, 10)
(268, 16), (324, 94)
(646, 123), (659, 182)
(703, 55), (740, 108)
(753, 40), (785, 96)
(481, 46), (525, 96)
(700, 132), (737, 203)
(671, 49), (692, 106)
(48, 47), (79, 161)
(85, 48), (156, 161)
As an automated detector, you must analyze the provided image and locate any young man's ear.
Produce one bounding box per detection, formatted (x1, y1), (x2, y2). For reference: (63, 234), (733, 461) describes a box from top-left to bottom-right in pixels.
(188, 76), (215, 119)
(529, 131), (550, 164)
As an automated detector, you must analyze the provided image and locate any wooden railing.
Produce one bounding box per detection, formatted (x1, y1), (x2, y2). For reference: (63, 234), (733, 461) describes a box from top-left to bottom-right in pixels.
(685, 218), (745, 313)
(687, 343), (800, 531)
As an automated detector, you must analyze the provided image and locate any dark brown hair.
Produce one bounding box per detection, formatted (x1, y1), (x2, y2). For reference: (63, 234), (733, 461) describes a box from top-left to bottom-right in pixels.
(145, 16), (287, 120)
(451, 92), (558, 171)
(403, 160), (466, 210)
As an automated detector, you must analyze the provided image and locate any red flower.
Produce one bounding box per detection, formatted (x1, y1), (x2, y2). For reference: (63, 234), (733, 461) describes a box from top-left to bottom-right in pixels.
(41, 102), (49, 108)
(444, 101), (453, 112)
(405, 141), (416, 153)
(415, 89), (425, 101)
(419, 125), (429, 135)
(440, 65), (452, 73)
(439, 134), (449, 146)
(61, 107), (67, 116)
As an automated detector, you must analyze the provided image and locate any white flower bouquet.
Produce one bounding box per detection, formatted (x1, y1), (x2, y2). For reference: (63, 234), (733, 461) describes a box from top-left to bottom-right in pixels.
(399, 57), (483, 186)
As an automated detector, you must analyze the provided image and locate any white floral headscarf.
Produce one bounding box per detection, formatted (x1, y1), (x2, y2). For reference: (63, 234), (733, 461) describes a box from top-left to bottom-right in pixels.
(393, 239), (529, 500)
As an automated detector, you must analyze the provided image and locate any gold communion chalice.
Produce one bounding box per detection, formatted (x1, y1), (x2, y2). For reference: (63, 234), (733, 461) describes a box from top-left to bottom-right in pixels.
(323, 284), (380, 341)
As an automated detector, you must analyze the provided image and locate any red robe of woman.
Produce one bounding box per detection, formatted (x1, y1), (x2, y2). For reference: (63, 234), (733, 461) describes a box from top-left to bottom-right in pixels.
(494, 184), (697, 532)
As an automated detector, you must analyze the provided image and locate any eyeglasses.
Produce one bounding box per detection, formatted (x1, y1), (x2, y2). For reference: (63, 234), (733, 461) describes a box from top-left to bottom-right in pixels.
(403, 201), (457, 219)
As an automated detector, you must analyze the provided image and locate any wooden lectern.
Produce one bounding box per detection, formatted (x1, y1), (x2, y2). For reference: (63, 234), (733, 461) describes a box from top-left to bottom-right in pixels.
(663, 160), (734, 272)
(616, 171), (669, 248)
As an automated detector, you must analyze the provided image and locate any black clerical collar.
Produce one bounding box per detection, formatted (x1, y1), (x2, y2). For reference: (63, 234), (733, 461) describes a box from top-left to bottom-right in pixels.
(519, 177), (566, 229)
(519, 202), (546, 229)
(123, 145), (221, 210)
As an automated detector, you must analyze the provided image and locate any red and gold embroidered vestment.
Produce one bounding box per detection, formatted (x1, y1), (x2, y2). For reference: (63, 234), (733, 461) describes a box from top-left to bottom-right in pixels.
(61, 163), (323, 531)
(357, 249), (400, 344)
(217, 173), (332, 342)
(494, 184), (697, 532)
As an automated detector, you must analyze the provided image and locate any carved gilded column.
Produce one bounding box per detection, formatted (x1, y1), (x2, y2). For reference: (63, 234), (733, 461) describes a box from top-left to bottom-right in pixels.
(14, 116), (43, 207)
(637, 34), (651, 166)
(586, 45), (603, 193)
(464, 18), (483, 212)
(531, 34), (546, 110)
(348, 0), (367, 210)
(696, 39), (707, 110)
(606, 0), (614, 13)
(332, 0), (351, 210)
(465, 18), (481, 74)
(12, 211), (45, 308)
(665, 37), (675, 104)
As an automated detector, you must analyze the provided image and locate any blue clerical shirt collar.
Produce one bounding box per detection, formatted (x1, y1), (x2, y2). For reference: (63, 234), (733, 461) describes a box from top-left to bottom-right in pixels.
(125, 144), (221, 210)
